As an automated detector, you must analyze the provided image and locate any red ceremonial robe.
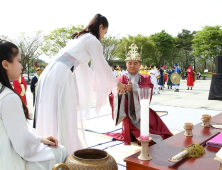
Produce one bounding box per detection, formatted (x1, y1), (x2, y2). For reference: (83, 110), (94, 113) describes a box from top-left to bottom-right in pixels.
(187, 66), (194, 87)
(13, 76), (27, 105)
(105, 73), (173, 146)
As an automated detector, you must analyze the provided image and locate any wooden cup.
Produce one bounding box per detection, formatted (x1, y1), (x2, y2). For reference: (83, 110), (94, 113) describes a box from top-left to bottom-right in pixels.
(184, 123), (193, 137)
(201, 114), (211, 127)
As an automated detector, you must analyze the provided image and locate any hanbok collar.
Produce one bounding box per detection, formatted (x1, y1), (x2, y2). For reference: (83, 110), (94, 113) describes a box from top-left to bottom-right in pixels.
(126, 70), (142, 85)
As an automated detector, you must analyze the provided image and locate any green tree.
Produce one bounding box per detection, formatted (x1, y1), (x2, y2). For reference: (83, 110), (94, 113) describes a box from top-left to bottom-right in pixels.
(101, 36), (120, 62)
(149, 30), (175, 68)
(175, 29), (196, 71)
(116, 34), (156, 66)
(12, 31), (44, 80)
(192, 25), (222, 66)
(42, 25), (84, 57)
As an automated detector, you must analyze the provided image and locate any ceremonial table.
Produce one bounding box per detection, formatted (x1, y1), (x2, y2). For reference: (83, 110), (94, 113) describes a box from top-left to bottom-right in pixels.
(124, 112), (222, 170)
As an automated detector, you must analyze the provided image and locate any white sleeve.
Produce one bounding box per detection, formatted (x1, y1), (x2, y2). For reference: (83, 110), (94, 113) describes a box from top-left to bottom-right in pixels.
(1, 94), (51, 160)
(85, 36), (119, 109)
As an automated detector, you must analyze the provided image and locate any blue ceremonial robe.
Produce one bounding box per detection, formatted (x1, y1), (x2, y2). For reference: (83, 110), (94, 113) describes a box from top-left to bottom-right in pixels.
(172, 67), (180, 86)
(158, 68), (164, 86)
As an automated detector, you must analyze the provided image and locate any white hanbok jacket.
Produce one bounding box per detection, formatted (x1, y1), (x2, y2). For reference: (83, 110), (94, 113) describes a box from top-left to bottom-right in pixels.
(0, 84), (67, 170)
(35, 33), (118, 154)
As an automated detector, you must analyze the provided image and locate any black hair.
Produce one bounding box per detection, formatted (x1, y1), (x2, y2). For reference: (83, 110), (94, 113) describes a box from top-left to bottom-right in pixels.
(0, 40), (30, 120)
(151, 65), (154, 68)
(72, 14), (108, 40)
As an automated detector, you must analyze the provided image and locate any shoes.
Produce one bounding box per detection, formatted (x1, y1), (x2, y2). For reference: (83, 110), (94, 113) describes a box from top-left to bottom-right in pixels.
(191, 87), (192, 90)
(174, 89), (179, 92)
(170, 86), (172, 89)
(168, 86), (169, 89)
(160, 87), (163, 90)
(187, 88), (189, 90)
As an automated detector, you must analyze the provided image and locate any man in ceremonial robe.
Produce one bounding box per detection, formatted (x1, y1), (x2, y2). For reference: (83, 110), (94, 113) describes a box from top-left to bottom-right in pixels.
(186, 65), (194, 90)
(30, 68), (41, 106)
(13, 75), (27, 105)
(158, 65), (164, 90)
(172, 63), (180, 92)
(166, 67), (174, 89)
(105, 44), (173, 146)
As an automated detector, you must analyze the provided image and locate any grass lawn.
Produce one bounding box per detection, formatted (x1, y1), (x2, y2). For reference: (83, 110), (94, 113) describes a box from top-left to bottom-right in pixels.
(201, 72), (213, 77)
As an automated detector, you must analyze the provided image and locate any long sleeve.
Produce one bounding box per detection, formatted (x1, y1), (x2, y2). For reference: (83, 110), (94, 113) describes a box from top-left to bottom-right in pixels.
(85, 36), (119, 110)
(1, 94), (54, 162)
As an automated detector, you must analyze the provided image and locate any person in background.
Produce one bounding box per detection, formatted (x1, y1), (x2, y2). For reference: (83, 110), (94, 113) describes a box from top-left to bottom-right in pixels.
(172, 63), (180, 92)
(158, 65), (164, 90)
(186, 65), (194, 90)
(150, 65), (159, 94)
(111, 65), (118, 77)
(118, 66), (126, 76)
(30, 67), (41, 106)
(166, 66), (174, 89)
(13, 74), (27, 105)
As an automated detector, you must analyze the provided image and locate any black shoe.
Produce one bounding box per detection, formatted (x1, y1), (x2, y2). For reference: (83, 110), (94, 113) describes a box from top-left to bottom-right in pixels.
(174, 89), (179, 92)
(187, 88), (189, 90)
(191, 87), (192, 90)
(168, 86), (169, 89)
(170, 86), (172, 89)
(161, 87), (163, 90)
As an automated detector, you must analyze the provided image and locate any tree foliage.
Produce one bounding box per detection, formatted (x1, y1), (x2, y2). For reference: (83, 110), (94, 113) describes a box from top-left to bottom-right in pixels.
(41, 25), (84, 57)
(101, 36), (119, 61)
(149, 30), (175, 68)
(192, 25), (222, 64)
(12, 31), (44, 75)
(116, 34), (156, 66)
(175, 29), (196, 71)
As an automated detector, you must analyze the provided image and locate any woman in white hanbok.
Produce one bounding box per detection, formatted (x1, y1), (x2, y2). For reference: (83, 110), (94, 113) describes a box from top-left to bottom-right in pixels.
(34, 14), (126, 154)
(0, 40), (68, 170)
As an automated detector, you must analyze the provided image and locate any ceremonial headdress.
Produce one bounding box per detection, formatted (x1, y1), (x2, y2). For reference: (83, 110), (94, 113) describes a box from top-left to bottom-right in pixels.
(36, 67), (41, 71)
(125, 43), (142, 61)
(174, 63), (178, 66)
(140, 65), (144, 70)
(144, 65), (148, 70)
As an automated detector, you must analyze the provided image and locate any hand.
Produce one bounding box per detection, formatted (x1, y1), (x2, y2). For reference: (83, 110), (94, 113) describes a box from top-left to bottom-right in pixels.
(41, 136), (58, 148)
(117, 82), (126, 91)
(125, 81), (132, 92)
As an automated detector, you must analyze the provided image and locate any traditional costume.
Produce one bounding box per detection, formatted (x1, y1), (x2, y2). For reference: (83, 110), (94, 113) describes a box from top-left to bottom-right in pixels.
(34, 33), (118, 154)
(139, 65), (146, 74)
(30, 69), (40, 106)
(187, 65), (194, 90)
(150, 68), (159, 94)
(119, 69), (126, 76)
(158, 66), (164, 90)
(166, 69), (173, 89)
(172, 64), (180, 92)
(13, 75), (27, 105)
(105, 44), (172, 146)
(0, 83), (67, 170)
